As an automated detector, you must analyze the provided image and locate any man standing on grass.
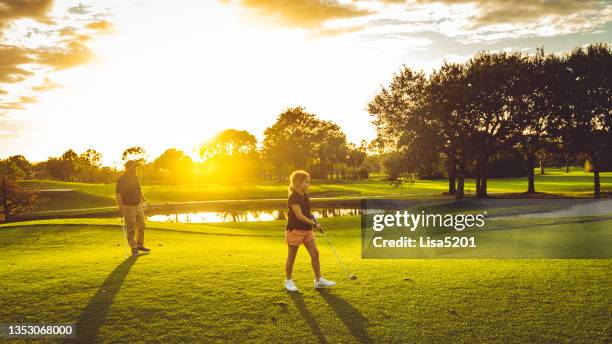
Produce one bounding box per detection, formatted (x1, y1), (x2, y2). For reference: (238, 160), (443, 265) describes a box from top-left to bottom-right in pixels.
(116, 160), (150, 257)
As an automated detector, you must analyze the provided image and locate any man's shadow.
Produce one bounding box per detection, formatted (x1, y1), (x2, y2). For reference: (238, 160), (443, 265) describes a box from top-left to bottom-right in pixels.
(72, 256), (138, 343)
(288, 292), (328, 344)
(317, 290), (372, 344)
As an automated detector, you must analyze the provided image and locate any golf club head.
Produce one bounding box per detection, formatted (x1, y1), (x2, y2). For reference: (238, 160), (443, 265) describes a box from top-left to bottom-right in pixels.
(349, 274), (358, 280)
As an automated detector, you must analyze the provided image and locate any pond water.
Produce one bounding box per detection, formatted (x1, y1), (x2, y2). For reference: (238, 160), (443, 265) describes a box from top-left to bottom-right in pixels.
(147, 208), (360, 223)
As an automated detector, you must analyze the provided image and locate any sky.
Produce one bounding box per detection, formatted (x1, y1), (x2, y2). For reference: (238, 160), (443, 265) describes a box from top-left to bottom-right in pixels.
(0, 0), (611, 165)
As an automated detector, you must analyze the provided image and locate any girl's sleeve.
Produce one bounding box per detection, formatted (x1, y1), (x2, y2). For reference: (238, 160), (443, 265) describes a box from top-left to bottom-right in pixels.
(288, 192), (299, 206)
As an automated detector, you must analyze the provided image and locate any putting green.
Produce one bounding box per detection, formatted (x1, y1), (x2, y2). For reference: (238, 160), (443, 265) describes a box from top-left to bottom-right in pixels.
(1, 216), (610, 343)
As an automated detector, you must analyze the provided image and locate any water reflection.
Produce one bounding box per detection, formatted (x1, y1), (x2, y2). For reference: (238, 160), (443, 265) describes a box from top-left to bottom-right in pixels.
(148, 208), (360, 223)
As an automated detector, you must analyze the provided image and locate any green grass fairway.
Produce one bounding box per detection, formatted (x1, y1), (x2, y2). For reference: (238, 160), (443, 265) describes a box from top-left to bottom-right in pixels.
(21, 169), (612, 213)
(1, 217), (610, 343)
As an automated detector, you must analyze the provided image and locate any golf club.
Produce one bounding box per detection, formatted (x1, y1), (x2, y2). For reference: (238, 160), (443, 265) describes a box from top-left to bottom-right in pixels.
(314, 216), (357, 280)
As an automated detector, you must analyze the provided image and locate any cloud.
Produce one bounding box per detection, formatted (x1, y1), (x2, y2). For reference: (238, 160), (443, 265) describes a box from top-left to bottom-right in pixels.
(68, 2), (91, 15)
(463, 0), (603, 26)
(0, 1), (112, 112)
(32, 77), (59, 91)
(36, 38), (93, 70)
(86, 19), (112, 32)
(0, 45), (34, 84)
(238, 0), (371, 28)
(0, 117), (29, 140)
(59, 26), (77, 36)
(0, 95), (37, 110)
(0, 38), (92, 93)
(363, 0), (611, 44)
(236, 0), (610, 42)
(318, 24), (368, 36)
(0, 0), (54, 29)
(406, 0), (609, 28)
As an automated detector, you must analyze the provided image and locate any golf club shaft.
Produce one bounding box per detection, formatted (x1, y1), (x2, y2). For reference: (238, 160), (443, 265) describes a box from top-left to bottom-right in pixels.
(321, 230), (352, 278)
(313, 215), (353, 278)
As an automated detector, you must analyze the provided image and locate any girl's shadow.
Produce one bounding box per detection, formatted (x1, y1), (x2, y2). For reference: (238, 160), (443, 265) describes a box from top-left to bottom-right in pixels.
(288, 292), (328, 344)
(289, 290), (372, 344)
(316, 290), (372, 344)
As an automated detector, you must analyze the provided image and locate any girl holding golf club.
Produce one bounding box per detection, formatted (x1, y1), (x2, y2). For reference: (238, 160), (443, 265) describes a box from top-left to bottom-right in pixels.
(284, 170), (336, 292)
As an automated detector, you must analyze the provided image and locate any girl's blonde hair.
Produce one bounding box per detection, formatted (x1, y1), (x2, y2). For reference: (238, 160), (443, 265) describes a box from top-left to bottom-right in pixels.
(288, 170), (310, 195)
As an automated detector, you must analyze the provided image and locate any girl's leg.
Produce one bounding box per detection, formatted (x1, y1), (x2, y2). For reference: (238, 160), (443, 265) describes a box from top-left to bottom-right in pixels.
(285, 245), (300, 280)
(303, 240), (321, 281)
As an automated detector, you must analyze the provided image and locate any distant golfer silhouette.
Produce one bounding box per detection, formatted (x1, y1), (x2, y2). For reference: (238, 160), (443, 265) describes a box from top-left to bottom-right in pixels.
(115, 160), (150, 257)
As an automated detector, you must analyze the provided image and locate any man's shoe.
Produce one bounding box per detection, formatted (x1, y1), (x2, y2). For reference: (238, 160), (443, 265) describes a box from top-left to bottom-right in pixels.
(131, 250), (139, 257)
(285, 279), (299, 292)
(138, 246), (151, 252)
(314, 277), (336, 289)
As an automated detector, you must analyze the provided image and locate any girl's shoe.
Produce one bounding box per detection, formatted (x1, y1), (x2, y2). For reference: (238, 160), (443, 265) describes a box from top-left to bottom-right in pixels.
(285, 279), (299, 292)
(314, 277), (336, 289)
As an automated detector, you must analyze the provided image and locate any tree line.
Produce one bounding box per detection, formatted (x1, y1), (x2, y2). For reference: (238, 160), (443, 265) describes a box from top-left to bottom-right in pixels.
(369, 43), (611, 199)
(1, 107), (372, 185)
(1, 43), (608, 196)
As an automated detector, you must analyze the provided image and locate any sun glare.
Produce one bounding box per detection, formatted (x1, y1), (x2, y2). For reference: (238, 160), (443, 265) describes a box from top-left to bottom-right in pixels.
(11, 0), (385, 164)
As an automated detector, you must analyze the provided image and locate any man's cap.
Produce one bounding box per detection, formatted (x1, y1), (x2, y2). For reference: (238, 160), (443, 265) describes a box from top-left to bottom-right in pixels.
(125, 160), (137, 168)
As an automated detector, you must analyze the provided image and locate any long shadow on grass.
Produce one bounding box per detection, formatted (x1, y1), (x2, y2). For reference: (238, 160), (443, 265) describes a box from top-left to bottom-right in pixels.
(288, 292), (328, 344)
(317, 290), (372, 344)
(72, 256), (138, 343)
